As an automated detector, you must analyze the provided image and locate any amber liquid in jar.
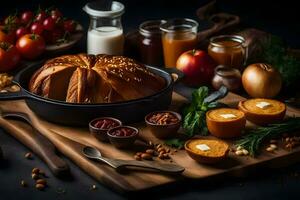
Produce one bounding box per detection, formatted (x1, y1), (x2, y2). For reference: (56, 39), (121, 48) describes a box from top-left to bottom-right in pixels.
(162, 32), (197, 67)
(160, 19), (198, 68)
(208, 35), (246, 69)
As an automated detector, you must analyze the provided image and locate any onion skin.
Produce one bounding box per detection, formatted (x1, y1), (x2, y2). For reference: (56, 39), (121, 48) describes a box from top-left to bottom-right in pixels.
(242, 63), (282, 98)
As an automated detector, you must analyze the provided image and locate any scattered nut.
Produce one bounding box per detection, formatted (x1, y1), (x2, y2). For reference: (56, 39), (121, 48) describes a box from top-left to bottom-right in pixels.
(36, 179), (47, 185)
(32, 168), (40, 174)
(91, 185), (97, 190)
(158, 154), (164, 159)
(266, 147), (274, 152)
(0, 89), (7, 93)
(242, 149), (249, 155)
(145, 149), (154, 155)
(134, 143), (172, 161)
(157, 147), (165, 153)
(141, 153), (152, 160)
(235, 150), (244, 156)
(25, 152), (33, 159)
(270, 144), (277, 149)
(36, 183), (45, 190)
(32, 173), (39, 180)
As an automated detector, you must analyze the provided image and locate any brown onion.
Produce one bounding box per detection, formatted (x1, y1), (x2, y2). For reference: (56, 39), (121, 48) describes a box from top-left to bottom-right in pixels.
(242, 63), (282, 98)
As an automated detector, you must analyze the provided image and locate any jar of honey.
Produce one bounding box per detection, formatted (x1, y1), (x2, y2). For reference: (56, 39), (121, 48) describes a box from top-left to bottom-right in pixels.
(160, 18), (198, 68)
(208, 35), (247, 69)
(139, 20), (165, 67)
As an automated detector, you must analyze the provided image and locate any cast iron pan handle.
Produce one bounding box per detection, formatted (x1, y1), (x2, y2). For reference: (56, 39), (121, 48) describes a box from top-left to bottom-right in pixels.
(163, 68), (185, 83)
(0, 83), (29, 100)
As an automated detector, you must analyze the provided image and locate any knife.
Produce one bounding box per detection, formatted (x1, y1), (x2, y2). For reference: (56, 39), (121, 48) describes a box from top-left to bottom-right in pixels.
(0, 111), (70, 177)
(203, 86), (229, 103)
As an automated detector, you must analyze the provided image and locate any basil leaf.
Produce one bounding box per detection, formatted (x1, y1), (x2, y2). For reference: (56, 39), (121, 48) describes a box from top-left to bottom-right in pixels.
(182, 86), (216, 137)
(183, 111), (200, 137)
(192, 86), (208, 109)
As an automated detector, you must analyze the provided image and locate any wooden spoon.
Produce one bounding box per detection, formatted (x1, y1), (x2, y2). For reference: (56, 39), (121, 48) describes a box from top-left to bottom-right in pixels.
(0, 111), (70, 177)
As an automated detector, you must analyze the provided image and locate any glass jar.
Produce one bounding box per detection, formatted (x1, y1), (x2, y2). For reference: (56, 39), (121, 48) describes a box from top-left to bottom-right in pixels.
(160, 18), (198, 68)
(208, 35), (247, 69)
(139, 20), (165, 67)
(83, 1), (125, 55)
(212, 65), (242, 92)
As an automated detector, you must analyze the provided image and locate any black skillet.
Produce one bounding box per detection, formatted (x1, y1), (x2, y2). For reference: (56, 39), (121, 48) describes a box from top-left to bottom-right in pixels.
(0, 60), (229, 126)
(0, 61), (184, 126)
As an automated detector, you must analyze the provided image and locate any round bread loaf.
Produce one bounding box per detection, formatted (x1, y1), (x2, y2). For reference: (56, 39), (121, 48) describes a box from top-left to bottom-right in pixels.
(29, 54), (165, 103)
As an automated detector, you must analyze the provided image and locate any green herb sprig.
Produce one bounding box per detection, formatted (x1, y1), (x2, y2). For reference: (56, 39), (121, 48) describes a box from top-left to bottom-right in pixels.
(182, 86), (219, 137)
(165, 86), (220, 149)
(236, 118), (300, 156)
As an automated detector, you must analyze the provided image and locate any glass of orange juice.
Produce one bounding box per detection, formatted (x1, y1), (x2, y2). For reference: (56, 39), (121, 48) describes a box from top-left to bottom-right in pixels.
(160, 18), (198, 68)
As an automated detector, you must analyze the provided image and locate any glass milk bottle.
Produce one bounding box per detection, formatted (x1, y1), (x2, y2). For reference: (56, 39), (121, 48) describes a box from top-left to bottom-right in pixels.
(83, 1), (125, 55)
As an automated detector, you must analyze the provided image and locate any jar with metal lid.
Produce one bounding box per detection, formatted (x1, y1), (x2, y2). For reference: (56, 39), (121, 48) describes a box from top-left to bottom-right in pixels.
(208, 35), (247, 70)
(139, 20), (165, 67)
(83, 1), (125, 55)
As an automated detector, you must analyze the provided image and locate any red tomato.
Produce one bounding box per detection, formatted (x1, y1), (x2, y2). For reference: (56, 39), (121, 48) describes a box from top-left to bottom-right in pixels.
(16, 34), (45, 60)
(20, 11), (34, 24)
(30, 22), (44, 35)
(16, 27), (29, 38)
(63, 20), (76, 33)
(0, 42), (20, 72)
(0, 27), (15, 44)
(35, 11), (47, 23)
(50, 9), (63, 21)
(43, 17), (55, 31)
(43, 28), (63, 44)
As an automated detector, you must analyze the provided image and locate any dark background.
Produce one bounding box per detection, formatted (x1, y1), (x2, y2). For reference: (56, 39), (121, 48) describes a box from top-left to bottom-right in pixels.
(0, 0), (300, 200)
(1, 0), (299, 48)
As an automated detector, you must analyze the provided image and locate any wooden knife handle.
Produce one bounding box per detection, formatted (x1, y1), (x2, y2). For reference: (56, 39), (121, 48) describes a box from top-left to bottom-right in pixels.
(0, 117), (70, 177)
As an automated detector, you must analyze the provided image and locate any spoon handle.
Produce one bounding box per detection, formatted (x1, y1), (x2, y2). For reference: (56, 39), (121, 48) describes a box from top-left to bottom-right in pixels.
(101, 157), (185, 174)
(1, 112), (70, 177)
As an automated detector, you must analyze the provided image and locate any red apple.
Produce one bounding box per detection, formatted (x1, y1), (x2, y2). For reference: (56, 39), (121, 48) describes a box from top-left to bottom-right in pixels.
(176, 49), (217, 87)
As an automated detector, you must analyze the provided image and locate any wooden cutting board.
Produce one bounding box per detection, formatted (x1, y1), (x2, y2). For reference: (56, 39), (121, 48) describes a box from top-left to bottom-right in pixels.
(0, 92), (300, 193)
